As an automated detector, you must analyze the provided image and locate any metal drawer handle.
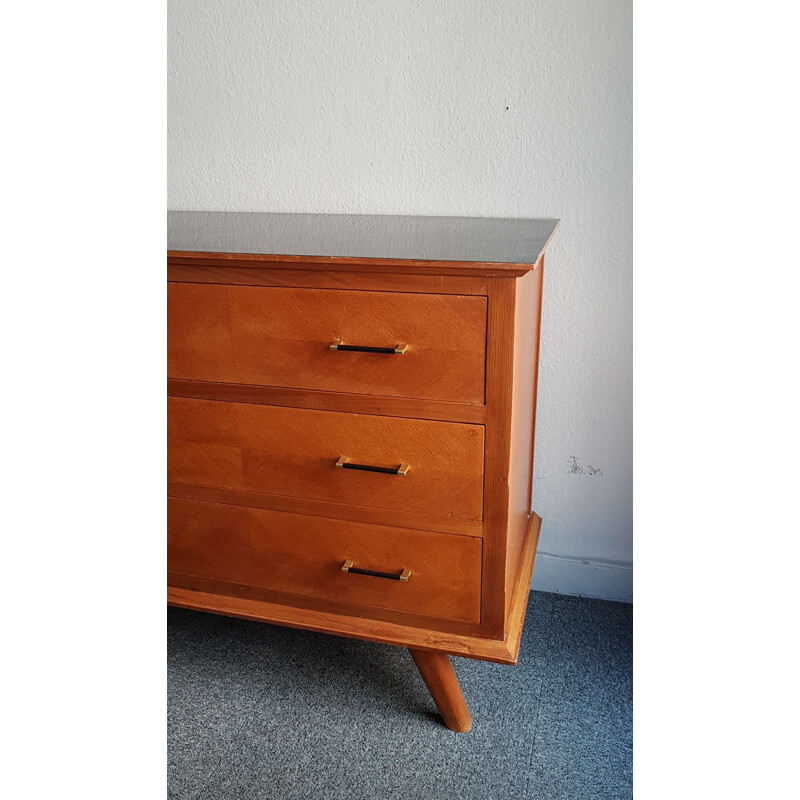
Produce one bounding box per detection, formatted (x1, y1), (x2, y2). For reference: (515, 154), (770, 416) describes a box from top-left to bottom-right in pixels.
(335, 455), (410, 476)
(330, 338), (408, 355)
(341, 559), (411, 582)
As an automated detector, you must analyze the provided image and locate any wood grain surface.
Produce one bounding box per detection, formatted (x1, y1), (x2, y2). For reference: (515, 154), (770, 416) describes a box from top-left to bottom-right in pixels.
(167, 571), (483, 637)
(167, 378), (486, 424)
(168, 497), (483, 623)
(168, 264), (489, 296)
(168, 397), (484, 521)
(168, 283), (487, 403)
(168, 482), (484, 538)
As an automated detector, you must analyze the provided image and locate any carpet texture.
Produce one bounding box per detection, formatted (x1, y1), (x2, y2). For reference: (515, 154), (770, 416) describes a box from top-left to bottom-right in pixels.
(168, 591), (632, 799)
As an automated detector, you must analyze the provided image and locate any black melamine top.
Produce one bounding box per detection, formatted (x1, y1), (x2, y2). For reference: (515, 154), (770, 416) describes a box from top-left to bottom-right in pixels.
(168, 211), (559, 265)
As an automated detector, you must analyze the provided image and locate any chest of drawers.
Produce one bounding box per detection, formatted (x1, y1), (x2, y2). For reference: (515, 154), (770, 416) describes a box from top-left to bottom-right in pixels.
(167, 211), (559, 731)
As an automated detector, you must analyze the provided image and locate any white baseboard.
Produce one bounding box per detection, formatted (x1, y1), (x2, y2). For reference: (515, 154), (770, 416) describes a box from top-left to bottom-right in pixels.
(531, 552), (632, 603)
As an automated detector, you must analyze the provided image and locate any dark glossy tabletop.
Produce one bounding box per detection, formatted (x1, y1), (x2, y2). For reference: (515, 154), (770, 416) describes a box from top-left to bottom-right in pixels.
(168, 211), (559, 265)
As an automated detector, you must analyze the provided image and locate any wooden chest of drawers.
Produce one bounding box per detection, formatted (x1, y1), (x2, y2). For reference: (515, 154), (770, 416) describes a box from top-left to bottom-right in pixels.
(167, 211), (559, 731)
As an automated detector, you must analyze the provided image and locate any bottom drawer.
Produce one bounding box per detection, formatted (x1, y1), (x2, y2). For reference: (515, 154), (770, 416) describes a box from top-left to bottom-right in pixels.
(168, 498), (482, 624)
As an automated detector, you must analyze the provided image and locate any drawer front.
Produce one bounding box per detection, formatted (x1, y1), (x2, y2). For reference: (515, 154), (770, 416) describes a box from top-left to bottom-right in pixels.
(167, 498), (482, 623)
(168, 283), (486, 403)
(168, 397), (484, 521)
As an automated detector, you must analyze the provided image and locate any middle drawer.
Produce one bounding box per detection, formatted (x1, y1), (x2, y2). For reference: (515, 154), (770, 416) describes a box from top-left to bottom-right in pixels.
(168, 397), (484, 521)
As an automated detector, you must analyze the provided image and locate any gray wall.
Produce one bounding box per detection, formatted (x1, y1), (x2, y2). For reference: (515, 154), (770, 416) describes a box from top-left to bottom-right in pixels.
(168, 0), (632, 601)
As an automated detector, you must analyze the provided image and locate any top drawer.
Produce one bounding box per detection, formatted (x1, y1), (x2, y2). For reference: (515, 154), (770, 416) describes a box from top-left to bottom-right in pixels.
(168, 284), (486, 404)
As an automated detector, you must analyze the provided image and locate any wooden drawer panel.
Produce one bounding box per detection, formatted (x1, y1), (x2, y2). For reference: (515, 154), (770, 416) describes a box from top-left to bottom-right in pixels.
(167, 283), (486, 403)
(168, 498), (482, 623)
(168, 397), (484, 521)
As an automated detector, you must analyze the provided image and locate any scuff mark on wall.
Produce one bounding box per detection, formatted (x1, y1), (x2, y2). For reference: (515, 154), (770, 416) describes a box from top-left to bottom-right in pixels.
(567, 456), (603, 476)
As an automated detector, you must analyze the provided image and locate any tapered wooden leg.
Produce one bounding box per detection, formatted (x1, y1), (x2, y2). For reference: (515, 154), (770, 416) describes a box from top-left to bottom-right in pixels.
(409, 648), (472, 732)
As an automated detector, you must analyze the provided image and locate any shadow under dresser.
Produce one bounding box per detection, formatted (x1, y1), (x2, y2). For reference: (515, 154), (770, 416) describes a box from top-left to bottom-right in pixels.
(167, 211), (559, 732)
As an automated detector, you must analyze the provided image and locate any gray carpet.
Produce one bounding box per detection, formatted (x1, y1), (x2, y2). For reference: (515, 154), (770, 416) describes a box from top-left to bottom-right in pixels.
(168, 591), (632, 799)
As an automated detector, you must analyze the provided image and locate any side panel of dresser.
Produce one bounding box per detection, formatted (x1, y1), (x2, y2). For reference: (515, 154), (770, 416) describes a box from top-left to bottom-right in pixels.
(480, 265), (544, 639)
(505, 261), (545, 617)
